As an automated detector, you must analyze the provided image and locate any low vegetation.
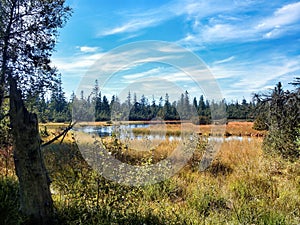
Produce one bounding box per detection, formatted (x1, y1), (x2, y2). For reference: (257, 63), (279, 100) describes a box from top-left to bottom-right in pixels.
(1, 126), (299, 224)
(131, 121), (266, 137)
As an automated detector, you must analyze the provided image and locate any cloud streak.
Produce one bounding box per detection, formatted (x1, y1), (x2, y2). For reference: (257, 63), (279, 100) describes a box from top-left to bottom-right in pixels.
(98, 0), (235, 37)
(78, 46), (100, 53)
(177, 1), (300, 46)
(256, 2), (300, 30)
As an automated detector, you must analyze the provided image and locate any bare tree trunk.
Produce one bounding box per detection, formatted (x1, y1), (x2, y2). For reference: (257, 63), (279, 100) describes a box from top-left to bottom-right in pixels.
(9, 77), (54, 225)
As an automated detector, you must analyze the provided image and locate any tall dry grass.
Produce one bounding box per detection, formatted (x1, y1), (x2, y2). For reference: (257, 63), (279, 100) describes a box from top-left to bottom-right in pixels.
(1, 125), (299, 224)
(132, 121), (266, 137)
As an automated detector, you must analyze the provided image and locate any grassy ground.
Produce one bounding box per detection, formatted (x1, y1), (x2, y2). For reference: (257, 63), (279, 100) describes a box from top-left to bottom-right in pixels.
(0, 123), (299, 224)
(132, 121), (266, 137)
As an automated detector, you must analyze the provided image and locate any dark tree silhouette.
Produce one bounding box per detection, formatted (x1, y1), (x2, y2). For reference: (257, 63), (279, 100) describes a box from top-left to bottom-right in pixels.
(255, 81), (300, 160)
(0, 0), (71, 223)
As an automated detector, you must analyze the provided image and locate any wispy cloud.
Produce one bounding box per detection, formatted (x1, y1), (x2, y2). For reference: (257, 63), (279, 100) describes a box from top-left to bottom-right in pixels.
(98, 0), (235, 37)
(98, 2), (175, 36)
(256, 1), (300, 39)
(101, 19), (158, 36)
(213, 56), (235, 65)
(234, 56), (300, 89)
(78, 46), (100, 53)
(178, 1), (300, 46)
(52, 53), (104, 74)
(123, 68), (162, 80)
(212, 54), (300, 100)
(256, 2), (300, 30)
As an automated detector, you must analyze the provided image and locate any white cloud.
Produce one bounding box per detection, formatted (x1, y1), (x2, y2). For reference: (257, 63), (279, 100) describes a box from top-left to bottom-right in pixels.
(52, 53), (104, 73)
(256, 2), (300, 30)
(98, 0), (235, 37)
(178, 1), (300, 46)
(78, 46), (100, 53)
(213, 56), (235, 65)
(95, 0), (300, 44)
(229, 56), (300, 89)
(98, 2), (174, 36)
(101, 19), (158, 36)
(123, 68), (162, 80)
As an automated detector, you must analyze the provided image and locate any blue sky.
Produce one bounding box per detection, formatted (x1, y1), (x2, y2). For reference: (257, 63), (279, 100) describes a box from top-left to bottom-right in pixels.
(52, 0), (300, 103)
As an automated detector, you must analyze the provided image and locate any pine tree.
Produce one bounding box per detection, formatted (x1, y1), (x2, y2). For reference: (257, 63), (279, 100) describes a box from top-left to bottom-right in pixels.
(256, 81), (300, 160)
(49, 75), (69, 122)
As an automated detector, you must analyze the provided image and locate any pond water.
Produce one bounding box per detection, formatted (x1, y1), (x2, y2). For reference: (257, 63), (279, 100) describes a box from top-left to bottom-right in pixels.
(74, 123), (252, 142)
(76, 124), (149, 137)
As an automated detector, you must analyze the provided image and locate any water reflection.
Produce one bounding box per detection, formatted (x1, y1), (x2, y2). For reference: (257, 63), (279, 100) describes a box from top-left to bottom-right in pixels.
(75, 124), (149, 137)
(75, 124), (253, 142)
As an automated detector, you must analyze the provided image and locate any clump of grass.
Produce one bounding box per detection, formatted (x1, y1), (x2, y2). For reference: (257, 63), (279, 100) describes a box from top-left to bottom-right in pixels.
(0, 177), (24, 225)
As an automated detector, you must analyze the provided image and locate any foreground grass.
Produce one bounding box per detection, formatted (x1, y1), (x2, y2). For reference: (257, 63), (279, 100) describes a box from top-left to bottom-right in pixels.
(0, 127), (299, 224)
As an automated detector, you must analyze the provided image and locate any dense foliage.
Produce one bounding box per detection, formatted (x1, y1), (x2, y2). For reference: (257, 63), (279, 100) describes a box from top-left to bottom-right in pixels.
(255, 80), (300, 160)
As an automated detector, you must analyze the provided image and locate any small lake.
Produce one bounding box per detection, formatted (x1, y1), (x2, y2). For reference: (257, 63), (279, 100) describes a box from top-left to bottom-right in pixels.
(74, 123), (253, 142)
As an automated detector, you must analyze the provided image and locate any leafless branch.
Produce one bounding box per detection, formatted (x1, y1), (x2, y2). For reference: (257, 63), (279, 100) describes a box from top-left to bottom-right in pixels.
(41, 121), (76, 148)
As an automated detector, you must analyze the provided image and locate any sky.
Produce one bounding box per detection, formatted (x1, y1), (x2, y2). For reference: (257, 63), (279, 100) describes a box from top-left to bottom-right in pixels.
(52, 0), (300, 103)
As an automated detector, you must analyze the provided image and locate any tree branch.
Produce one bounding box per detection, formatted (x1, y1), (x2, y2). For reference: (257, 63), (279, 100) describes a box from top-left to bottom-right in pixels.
(41, 121), (76, 148)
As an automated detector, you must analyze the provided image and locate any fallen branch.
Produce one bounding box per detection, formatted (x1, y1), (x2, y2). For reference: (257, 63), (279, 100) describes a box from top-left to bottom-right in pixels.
(41, 121), (76, 147)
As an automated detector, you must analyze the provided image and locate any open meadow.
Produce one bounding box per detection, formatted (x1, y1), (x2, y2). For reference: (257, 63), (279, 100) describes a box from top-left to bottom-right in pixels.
(0, 122), (299, 224)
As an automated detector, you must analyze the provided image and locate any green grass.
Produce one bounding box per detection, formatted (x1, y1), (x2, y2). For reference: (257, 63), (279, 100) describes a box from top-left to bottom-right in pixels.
(0, 177), (24, 225)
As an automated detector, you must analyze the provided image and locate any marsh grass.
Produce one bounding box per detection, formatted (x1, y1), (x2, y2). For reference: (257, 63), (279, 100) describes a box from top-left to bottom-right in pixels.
(0, 126), (299, 224)
(132, 121), (266, 137)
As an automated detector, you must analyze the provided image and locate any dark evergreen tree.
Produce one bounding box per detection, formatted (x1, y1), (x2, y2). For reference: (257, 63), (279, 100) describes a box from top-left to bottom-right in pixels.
(110, 95), (121, 120)
(255, 81), (300, 160)
(150, 95), (158, 118)
(162, 93), (172, 120)
(184, 90), (191, 119)
(193, 97), (198, 110)
(49, 75), (70, 122)
(198, 95), (206, 115)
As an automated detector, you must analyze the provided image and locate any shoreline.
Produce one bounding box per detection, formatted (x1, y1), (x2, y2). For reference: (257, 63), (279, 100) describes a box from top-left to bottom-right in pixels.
(40, 121), (266, 137)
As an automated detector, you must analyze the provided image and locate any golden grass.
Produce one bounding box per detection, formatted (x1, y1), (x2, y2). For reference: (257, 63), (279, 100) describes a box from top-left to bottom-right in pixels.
(2, 124), (297, 224)
(132, 121), (266, 137)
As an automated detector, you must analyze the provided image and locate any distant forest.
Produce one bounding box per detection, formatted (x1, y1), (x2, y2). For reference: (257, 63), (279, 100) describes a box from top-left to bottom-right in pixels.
(28, 79), (257, 124)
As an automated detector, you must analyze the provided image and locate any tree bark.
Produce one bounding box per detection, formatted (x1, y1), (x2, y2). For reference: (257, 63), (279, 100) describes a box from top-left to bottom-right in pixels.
(9, 77), (54, 225)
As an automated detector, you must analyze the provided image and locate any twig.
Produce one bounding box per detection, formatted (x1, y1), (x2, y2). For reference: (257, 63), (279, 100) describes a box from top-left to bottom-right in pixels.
(59, 121), (72, 145)
(41, 121), (76, 147)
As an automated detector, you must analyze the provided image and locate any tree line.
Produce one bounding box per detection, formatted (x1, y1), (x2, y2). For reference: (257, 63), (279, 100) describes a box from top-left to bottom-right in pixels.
(31, 79), (257, 124)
